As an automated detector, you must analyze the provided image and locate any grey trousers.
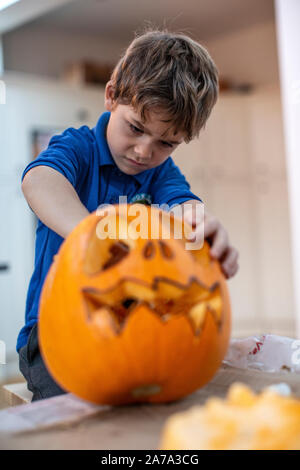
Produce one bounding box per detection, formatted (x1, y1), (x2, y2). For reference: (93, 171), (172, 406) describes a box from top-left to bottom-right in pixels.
(18, 322), (67, 401)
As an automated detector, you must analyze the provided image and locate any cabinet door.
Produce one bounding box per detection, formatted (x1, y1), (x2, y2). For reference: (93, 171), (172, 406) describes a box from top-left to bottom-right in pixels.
(205, 178), (260, 336)
(248, 86), (295, 335)
(253, 176), (295, 335)
(203, 94), (252, 180)
(0, 181), (33, 364)
(0, 88), (15, 176)
(0, 184), (14, 352)
(248, 85), (287, 177)
(173, 88), (295, 337)
(172, 125), (212, 202)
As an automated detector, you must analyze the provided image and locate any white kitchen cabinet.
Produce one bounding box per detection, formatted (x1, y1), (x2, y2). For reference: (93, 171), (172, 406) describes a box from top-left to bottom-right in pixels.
(209, 179), (261, 335)
(248, 84), (287, 178)
(203, 95), (252, 180)
(248, 86), (294, 335)
(253, 177), (294, 335)
(174, 86), (295, 338)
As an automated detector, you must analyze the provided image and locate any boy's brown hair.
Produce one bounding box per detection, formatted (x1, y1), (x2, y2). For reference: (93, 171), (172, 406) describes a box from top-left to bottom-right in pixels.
(110, 29), (219, 142)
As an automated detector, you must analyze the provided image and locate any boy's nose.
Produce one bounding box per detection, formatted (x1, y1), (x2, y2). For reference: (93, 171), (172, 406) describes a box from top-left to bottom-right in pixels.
(134, 143), (152, 162)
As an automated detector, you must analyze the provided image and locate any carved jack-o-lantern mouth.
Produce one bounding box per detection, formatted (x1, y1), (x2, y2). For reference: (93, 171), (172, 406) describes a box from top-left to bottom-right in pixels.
(82, 280), (223, 336)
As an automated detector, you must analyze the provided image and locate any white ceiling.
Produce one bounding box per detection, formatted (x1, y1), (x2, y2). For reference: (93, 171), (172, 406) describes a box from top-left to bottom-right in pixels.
(11, 0), (275, 41)
(0, 0), (75, 34)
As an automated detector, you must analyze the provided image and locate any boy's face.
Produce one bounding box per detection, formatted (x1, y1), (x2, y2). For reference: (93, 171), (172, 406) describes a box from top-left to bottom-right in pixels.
(104, 82), (186, 175)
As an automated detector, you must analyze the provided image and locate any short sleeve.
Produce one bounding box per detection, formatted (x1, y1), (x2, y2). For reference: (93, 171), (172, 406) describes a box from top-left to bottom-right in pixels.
(151, 157), (202, 207)
(21, 126), (94, 189)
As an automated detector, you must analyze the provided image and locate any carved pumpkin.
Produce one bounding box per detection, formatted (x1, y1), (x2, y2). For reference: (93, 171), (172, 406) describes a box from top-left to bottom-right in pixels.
(160, 383), (300, 450)
(39, 204), (231, 404)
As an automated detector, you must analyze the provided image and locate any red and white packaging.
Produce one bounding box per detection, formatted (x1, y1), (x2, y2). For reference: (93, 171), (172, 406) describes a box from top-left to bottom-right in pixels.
(223, 334), (300, 373)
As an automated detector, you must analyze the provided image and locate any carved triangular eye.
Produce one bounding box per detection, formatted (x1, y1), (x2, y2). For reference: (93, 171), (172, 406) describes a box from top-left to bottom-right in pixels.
(143, 241), (155, 259)
(84, 230), (131, 275)
(158, 241), (174, 259)
(102, 241), (130, 270)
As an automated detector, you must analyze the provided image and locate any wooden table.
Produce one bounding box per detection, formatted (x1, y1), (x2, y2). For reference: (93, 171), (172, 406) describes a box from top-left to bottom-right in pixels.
(1, 365), (300, 450)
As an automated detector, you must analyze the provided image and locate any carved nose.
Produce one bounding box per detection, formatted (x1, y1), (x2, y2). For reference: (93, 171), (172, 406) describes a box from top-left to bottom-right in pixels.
(143, 241), (174, 259)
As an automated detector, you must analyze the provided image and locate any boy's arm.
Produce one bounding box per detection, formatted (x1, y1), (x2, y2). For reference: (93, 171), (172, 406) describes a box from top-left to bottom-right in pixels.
(180, 199), (239, 279)
(22, 166), (89, 239)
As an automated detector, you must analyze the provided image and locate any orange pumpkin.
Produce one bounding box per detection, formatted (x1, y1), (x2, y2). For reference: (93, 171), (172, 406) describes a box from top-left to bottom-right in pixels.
(39, 204), (231, 405)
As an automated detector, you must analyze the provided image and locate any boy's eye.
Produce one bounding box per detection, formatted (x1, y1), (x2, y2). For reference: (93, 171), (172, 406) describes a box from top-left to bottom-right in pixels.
(129, 122), (173, 148)
(161, 141), (173, 148)
(129, 123), (143, 134)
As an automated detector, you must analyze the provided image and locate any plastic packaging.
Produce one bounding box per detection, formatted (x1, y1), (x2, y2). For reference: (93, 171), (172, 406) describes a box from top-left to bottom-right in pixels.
(223, 334), (300, 373)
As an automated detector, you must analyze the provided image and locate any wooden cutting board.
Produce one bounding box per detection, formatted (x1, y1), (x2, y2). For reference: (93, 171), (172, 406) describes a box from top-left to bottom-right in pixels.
(1, 365), (300, 450)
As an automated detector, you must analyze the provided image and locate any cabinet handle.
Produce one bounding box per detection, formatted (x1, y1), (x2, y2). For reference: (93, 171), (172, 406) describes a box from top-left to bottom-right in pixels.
(0, 263), (9, 271)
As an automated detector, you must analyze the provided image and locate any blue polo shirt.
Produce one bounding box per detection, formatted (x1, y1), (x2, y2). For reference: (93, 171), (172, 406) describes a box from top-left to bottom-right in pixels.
(16, 111), (201, 352)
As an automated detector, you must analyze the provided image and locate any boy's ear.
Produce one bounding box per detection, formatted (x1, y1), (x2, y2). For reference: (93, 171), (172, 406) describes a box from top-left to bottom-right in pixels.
(104, 81), (116, 111)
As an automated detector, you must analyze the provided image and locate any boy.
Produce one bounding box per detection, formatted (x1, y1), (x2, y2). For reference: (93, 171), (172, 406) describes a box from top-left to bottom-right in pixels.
(18, 29), (239, 401)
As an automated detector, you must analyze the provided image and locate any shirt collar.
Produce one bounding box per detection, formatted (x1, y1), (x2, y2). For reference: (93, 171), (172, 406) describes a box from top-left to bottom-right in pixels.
(94, 111), (156, 185)
(94, 111), (115, 167)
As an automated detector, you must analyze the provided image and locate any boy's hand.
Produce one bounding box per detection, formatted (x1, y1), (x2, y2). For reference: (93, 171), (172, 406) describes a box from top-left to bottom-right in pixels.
(202, 210), (239, 279)
(181, 201), (239, 279)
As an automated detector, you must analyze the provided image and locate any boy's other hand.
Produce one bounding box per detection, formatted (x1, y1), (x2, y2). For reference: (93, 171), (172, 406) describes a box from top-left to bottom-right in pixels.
(181, 202), (239, 279)
(203, 211), (239, 279)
